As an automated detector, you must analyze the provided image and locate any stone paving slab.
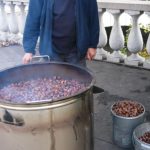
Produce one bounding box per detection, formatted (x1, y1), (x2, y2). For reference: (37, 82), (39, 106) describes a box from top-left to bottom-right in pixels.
(0, 46), (150, 150)
(88, 61), (150, 150)
(0, 45), (24, 70)
(94, 138), (122, 150)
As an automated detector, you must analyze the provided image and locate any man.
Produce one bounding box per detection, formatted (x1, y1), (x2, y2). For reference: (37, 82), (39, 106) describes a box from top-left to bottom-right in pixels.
(23, 0), (99, 66)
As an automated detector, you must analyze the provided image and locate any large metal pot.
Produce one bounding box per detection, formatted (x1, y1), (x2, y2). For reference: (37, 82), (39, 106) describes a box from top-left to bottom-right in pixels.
(0, 62), (104, 150)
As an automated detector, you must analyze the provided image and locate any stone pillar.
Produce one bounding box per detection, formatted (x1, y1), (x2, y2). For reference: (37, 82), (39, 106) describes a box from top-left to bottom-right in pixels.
(125, 11), (144, 66)
(95, 9), (109, 60)
(107, 9), (125, 63)
(5, 1), (19, 42)
(15, 2), (27, 44)
(0, 1), (9, 41)
(143, 12), (150, 69)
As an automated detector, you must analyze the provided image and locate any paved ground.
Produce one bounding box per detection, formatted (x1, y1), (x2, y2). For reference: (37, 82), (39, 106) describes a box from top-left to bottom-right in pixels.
(0, 45), (150, 150)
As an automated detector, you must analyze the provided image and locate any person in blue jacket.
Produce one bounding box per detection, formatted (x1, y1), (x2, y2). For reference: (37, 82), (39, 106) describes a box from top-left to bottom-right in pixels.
(23, 0), (99, 66)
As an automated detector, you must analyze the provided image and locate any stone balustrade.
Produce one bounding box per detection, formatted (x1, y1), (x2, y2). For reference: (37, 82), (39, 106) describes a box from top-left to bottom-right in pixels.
(0, 0), (28, 45)
(96, 0), (150, 69)
(0, 0), (150, 69)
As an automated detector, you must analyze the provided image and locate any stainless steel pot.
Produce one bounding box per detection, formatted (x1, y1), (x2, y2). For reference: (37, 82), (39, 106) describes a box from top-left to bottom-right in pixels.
(0, 62), (104, 150)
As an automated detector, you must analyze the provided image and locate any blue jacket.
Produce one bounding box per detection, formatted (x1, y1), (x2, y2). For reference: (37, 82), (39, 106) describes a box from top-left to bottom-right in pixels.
(23, 0), (99, 59)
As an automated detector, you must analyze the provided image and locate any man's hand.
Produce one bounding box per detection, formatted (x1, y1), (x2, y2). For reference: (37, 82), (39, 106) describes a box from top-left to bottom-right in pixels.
(86, 48), (97, 61)
(22, 53), (33, 64)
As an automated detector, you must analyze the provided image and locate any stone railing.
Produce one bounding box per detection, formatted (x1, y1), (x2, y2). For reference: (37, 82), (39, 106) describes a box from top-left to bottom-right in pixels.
(0, 0), (150, 69)
(0, 0), (28, 45)
(96, 0), (150, 69)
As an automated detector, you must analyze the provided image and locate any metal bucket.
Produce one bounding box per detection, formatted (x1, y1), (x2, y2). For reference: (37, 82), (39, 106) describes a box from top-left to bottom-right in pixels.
(111, 102), (145, 149)
(133, 122), (150, 150)
(0, 62), (104, 150)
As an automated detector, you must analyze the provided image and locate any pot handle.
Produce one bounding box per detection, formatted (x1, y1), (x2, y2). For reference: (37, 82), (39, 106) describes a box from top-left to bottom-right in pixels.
(93, 86), (104, 94)
(30, 55), (50, 64)
(0, 110), (24, 126)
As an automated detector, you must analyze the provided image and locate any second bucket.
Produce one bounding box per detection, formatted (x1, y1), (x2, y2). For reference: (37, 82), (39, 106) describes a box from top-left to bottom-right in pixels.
(111, 101), (145, 149)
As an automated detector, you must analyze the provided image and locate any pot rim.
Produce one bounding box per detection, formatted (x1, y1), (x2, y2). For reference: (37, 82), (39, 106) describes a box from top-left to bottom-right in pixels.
(133, 122), (150, 147)
(111, 100), (145, 119)
(0, 94), (88, 111)
(0, 62), (95, 109)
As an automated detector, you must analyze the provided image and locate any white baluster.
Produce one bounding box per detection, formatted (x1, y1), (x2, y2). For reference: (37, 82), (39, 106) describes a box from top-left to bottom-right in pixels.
(107, 9), (125, 63)
(125, 11), (144, 66)
(15, 2), (26, 45)
(5, 1), (19, 43)
(0, 1), (9, 42)
(147, 35), (150, 54)
(143, 12), (150, 69)
(95, 9), (109, 60)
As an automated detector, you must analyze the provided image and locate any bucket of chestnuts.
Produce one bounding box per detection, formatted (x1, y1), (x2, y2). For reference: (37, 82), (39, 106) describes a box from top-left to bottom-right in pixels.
(133, 122), (150, 150)
(111, 100), (145, 148)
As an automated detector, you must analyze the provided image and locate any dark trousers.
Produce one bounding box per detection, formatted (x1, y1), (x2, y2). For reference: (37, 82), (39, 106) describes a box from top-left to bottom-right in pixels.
(50, 49), (86, 67)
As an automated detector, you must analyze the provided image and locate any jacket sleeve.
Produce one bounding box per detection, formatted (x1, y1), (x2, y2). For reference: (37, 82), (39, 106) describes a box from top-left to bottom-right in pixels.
(23, 0), (44, 54)
(89, 0), (99, 49)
